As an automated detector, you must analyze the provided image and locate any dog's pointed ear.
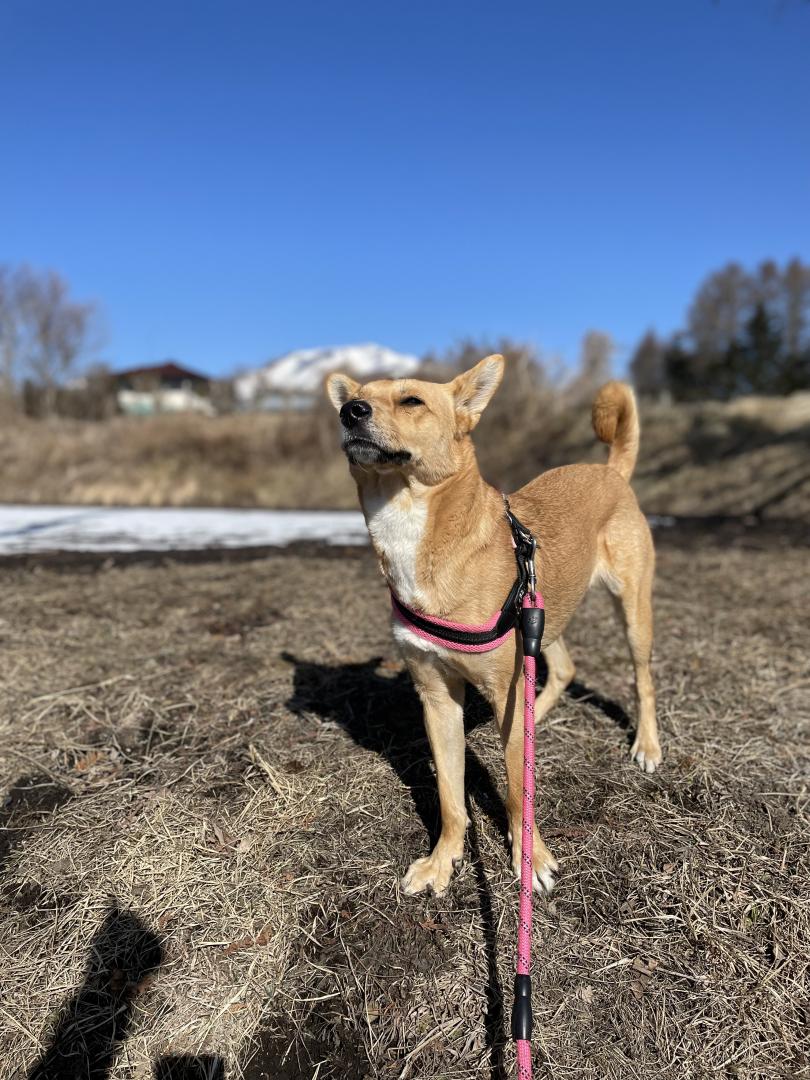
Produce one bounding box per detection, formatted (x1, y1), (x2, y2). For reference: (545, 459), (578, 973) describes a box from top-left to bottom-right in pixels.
(326, 372), (361, 410)
(450, 354), (505, 430)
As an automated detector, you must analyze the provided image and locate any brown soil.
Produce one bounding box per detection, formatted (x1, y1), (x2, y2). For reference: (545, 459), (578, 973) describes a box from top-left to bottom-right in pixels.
(1, 527), (808, 1079)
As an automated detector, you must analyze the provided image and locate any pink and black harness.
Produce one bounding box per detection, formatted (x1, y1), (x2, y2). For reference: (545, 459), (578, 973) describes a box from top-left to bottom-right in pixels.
(391, 501), (544, 1079)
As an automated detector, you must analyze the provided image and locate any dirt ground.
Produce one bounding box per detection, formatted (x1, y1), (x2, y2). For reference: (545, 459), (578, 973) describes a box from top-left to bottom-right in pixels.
(1, 526), (808, 1080)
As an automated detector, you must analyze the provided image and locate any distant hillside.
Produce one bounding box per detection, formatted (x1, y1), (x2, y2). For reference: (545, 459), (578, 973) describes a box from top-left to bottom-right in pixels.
(544, 392), (810, 522)
(0, 392), (808, 520)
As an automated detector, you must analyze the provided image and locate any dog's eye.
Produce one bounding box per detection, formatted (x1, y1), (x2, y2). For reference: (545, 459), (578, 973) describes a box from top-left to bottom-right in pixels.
(400, 396), (424, 407)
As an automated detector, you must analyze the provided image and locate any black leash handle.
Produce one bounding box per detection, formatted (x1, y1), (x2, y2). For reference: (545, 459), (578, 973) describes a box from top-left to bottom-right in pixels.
(520, 605), (545, 658)
(511, 973), (533, 1040)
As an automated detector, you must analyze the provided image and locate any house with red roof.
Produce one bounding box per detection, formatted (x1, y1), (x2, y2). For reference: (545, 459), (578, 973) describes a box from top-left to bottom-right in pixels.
(114, 361), (214, 416)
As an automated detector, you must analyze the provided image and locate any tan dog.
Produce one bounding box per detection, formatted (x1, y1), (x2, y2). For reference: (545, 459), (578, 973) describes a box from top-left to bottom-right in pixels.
(326, 355), (660, 896)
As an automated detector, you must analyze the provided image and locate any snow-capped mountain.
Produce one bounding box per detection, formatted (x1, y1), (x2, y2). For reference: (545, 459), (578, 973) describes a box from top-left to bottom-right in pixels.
(235, 343), (421, 403)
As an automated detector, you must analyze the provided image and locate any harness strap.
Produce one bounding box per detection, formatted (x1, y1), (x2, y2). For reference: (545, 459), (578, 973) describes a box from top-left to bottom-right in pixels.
(389, 503), (539, 651)
(390, 576), (526, 651)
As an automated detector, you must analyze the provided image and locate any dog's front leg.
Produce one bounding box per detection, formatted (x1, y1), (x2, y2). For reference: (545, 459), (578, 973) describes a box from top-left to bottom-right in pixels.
(401, 656), (467, 896)
(493, 669), (559, 894)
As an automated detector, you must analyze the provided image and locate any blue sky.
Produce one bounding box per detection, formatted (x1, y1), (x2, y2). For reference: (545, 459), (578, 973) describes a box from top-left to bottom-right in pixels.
(1, 0), (808, 377)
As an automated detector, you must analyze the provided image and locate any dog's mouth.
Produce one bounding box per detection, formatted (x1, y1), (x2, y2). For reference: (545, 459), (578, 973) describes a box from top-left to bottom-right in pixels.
(343, 436), (412, 467)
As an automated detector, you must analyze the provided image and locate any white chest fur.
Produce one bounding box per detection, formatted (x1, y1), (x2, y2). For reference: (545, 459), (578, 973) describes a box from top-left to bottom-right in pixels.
(363, 485), (428, 609)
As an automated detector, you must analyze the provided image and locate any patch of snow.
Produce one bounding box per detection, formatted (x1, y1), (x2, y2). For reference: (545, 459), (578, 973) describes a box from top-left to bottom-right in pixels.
(0, 505), (676, 557)
(0, 506), (368, 555)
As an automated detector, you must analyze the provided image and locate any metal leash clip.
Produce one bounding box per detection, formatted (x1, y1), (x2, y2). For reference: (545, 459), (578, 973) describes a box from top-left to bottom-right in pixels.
(504, 499), (539, 609)
(525, 536), (537, 603)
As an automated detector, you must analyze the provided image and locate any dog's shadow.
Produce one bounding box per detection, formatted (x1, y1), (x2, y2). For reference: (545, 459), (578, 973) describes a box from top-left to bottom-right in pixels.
(282, 651), (509, 844)
(283, 651), (511, 1074)
(281, 649), (631, 1078)
(281, 646), (632, 865)
(566, 675), (632, 735)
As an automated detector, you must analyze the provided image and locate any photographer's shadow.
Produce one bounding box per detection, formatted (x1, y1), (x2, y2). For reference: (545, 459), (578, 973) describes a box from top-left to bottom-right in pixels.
(27, 902), (225, 1080)
(27, 904), (162, 1080)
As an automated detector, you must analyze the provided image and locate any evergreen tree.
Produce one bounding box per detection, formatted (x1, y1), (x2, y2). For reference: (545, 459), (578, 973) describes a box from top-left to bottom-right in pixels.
(661, 259), (810, 400)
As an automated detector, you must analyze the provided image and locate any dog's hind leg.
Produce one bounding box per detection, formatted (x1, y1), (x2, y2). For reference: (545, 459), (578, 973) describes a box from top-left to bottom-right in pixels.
(536, 636), (576, 723)
(603, 518), (662, 773)
(401, 659), (468, 896)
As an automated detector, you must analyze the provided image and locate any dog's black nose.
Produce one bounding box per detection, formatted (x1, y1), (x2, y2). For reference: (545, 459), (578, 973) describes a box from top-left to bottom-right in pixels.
(340, 399), (372, 428)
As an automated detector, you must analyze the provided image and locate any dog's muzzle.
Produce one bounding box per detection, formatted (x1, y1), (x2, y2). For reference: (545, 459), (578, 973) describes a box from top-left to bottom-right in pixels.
(339, 398), (411, 466)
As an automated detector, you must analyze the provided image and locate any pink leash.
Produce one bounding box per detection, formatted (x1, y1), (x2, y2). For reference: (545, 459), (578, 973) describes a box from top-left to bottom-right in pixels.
(513, 590), (544, 1078)
(392, 584), (545, 1078)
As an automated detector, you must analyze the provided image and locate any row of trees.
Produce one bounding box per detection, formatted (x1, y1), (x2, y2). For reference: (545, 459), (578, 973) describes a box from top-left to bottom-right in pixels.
(630, 259), (810, 400)
(3, 257), (808, 420)
(422, 329), (615, 404)
(0, 264), (101, 416)
(416, 332), (618, 489)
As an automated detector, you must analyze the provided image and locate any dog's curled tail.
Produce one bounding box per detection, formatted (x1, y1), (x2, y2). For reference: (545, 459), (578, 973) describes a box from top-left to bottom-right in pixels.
(591, 381), (639, 481)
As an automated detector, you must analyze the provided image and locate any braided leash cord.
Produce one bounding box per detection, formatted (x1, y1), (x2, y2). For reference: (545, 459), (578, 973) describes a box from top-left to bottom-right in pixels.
(516, 644), (536, 1077)
(513, 591), (543, 1079)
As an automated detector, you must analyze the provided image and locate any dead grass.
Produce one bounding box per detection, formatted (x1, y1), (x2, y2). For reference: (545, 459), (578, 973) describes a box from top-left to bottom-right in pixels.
(0, 411), (356, 510)
(1, 391), (809, 520)
(0, 530), (809, 1079)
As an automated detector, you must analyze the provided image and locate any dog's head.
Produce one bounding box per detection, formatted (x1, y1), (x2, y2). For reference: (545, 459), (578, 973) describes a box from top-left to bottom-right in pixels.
(325, 354), (504, 484)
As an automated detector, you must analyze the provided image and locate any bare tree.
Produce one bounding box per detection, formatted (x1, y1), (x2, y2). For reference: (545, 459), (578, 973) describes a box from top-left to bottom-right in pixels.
(416, 337), (566, 488)
(566, 330), (614, 403)
(58, 362), (117, 420)
(419, 336), (555, 430)
(0, 266), (21, 412)
(687, 261), (752, 361)
(630, 329), (666, 399)
(13, 266), (99, 414)
(782, 257), (810, 357)
(210, 377), (238, 414)
(753, 259), (782, 312)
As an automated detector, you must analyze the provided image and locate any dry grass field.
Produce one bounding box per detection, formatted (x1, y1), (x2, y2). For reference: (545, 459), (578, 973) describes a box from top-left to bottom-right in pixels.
(1, 524), (808, 1080)
(1, 391), (809, 520)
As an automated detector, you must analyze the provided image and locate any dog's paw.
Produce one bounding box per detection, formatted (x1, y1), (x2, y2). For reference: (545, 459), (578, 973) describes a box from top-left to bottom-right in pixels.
(631, 738), (662, 773)
(511, 837), (559, 895)
(401, 850), (460, 896)
(531, 864), (558, 894)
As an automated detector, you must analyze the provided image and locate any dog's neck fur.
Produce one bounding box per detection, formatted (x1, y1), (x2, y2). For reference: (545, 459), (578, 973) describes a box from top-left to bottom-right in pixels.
(354, 444), (509, 616)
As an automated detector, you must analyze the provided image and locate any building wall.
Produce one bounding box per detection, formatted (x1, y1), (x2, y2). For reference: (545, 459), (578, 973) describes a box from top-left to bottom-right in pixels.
(118, 387), (216, 416)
